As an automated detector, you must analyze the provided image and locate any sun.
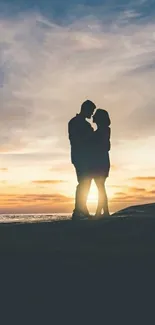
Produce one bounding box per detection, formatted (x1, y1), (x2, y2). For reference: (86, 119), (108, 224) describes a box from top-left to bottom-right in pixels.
(87, 181), (114, 204)
(87, 184), (98, 204)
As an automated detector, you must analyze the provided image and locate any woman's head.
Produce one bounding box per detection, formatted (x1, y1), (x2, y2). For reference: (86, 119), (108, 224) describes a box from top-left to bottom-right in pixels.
(93, 109), (111, 127)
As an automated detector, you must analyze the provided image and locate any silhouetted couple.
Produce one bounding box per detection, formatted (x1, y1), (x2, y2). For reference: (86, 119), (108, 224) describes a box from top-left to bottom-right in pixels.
(68, 100), (111, 220)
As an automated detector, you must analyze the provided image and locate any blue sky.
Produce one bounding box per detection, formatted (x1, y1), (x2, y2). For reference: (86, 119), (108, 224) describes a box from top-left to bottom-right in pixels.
(1, 0), (155, 21)
(0, 0), (155, 213)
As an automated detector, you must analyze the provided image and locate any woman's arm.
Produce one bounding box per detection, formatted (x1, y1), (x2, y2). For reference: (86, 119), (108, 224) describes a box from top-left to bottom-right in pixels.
(104, 127), (111, 151)
(108, 127), (111, 151)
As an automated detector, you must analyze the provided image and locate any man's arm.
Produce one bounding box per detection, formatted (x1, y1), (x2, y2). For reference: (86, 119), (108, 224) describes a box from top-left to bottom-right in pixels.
(68, 119), (94, 147)
(68, 119), (80, 146)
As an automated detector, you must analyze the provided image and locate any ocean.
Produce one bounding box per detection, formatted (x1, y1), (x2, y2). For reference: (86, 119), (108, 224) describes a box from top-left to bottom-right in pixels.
(0, 213), (72, 224)
(0, 211), (116, 223)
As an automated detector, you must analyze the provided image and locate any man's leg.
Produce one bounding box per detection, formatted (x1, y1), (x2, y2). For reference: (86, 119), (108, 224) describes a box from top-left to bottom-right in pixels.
(74, 168), (92, 216)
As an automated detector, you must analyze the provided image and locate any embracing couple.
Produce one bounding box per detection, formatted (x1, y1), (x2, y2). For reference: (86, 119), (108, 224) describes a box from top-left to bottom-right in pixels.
(68, 100), (111, 221)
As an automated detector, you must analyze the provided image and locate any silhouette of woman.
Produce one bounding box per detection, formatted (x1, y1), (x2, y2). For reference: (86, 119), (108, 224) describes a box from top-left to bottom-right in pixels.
(92, 109), (111, 218)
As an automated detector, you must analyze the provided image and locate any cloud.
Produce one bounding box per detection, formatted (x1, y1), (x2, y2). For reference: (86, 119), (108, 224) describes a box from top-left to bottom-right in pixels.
(0, 193), (74, 213)
(108, 185), (155, 213)
(127, 100), (155, 136)
(31, 180), (66, 184)
(131, 177), (155, 181)
(0, 2), (155, 212)
(111, 186), (155, 203)
(49, 162), (73, 173)
(0, 168), (8, 171)
(127, 187), (146, 193)
(0, 8), (155, 156)
(0, 193), (73, 202)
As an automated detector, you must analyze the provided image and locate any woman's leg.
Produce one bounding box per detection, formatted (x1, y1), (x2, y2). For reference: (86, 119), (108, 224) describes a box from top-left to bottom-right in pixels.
(94, 177), (109, 217)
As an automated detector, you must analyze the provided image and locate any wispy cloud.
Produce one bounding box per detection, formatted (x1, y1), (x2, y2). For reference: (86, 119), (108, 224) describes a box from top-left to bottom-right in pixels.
(32, 180), (66, 184)
(111, 186), (155, 202)
(1, 9), (155, 154)
(0, 2), (155, 212)
(127, 187), (147, 193)
(131, 177), (155, 181)
(0, 193), (73, 213)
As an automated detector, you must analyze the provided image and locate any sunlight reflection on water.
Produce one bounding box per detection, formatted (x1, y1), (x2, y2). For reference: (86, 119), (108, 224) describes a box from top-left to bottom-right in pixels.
(0, 213), (72, 224)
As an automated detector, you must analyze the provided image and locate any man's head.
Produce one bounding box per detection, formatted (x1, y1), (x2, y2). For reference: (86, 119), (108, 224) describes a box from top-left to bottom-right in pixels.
(80, 100), (96, 118)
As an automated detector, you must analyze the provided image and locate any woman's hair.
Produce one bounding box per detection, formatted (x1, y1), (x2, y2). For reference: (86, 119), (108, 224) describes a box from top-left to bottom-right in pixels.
(94, 109), (111, 127)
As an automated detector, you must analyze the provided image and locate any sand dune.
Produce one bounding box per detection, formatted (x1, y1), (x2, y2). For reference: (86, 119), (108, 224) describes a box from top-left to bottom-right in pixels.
(112, 202), (155, 218)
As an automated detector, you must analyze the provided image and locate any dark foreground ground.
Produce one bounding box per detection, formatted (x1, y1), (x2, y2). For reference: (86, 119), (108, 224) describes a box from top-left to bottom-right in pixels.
(1, 203), (155, 323)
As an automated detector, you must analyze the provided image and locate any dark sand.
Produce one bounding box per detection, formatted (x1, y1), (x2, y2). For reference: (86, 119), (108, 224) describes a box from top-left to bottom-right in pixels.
(0, 203), (155, 255)
(1, 203), (155, 322)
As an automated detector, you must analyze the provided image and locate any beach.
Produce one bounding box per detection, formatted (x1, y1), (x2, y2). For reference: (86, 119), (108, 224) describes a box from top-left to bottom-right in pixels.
(0, 203), (155, 255)
(1, 203), (155, 322)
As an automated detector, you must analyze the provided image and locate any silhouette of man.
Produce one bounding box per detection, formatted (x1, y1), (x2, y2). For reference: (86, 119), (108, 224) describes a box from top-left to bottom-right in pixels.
(68, 100), (96, 220)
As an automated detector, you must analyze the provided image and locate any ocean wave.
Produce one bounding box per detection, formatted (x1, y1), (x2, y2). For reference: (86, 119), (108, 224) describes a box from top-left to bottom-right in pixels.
(0, 213), (71, 224)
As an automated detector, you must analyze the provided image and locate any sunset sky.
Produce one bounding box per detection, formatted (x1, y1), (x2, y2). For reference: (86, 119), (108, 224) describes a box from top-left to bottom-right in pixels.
(0, 0), (155, 214)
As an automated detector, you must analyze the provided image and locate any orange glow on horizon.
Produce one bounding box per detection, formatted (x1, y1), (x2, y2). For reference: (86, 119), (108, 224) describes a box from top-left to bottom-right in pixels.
(0, 163), (155, 213)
